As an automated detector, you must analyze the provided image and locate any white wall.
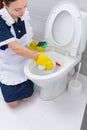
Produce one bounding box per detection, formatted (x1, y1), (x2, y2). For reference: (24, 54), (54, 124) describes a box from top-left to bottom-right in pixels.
(27, 0), (87, 76)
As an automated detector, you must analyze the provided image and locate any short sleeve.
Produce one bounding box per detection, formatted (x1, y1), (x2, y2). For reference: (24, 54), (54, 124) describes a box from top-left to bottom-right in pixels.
(0, 16), (15, 47)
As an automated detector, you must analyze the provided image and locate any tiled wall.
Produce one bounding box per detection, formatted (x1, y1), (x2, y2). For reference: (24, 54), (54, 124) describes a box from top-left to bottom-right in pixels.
(27, 0), (87, 76)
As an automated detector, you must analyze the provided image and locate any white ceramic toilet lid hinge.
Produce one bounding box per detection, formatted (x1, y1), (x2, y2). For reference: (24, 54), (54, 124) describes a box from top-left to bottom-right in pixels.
(47, 45), (70, 56)
(55, 47), (70, 56)
(46, 46), (63, 55)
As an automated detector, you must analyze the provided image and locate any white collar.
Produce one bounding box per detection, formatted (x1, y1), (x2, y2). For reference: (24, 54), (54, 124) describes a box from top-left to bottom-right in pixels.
(0, 7), (15, 26)
(0, 7), (29, 26)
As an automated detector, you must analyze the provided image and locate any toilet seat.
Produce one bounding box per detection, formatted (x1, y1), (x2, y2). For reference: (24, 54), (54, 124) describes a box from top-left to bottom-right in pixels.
(45, 2), (82, 56)
(24, 51), (81, 82)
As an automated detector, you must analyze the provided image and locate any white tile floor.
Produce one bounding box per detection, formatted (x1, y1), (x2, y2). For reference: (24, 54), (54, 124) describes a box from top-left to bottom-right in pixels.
(0, 74), (87, 130)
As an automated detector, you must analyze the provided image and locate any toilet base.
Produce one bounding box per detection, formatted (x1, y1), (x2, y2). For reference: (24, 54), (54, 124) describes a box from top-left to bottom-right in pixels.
(36, 75), (67, 101)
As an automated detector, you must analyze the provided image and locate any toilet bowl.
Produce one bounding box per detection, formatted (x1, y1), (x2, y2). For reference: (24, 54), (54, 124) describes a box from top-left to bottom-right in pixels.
(24, 2), (87, 100)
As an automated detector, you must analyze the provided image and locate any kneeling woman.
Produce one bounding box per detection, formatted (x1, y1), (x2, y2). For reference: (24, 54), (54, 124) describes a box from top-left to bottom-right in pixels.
(0, 0), (54, 107)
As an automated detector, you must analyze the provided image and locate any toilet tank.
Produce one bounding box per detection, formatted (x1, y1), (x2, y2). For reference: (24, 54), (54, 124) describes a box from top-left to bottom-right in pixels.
(78, 11), (87, 54)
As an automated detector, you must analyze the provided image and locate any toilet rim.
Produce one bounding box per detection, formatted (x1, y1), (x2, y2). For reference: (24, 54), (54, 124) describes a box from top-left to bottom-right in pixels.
(45, 1), (82, 56)
(24, 60), (63, 80)
(24, 52), (81, 81)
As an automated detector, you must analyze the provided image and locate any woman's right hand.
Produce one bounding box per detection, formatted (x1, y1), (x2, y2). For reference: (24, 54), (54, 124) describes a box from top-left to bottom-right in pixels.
(35, 54), (54, 70)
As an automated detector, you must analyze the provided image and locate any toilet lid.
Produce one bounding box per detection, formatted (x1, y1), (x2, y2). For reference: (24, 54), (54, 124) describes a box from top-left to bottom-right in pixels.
(45, 2), (82, 56)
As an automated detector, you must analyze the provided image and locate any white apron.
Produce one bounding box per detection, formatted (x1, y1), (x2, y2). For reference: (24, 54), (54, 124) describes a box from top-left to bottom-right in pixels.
(0, 7), (33, 85)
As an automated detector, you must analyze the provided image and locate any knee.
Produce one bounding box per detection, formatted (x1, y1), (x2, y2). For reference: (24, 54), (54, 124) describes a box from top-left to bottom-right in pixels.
(7, 101), (18, 107)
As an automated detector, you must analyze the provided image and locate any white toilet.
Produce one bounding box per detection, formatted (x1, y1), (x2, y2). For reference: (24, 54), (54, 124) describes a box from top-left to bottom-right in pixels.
(24, 2), (87, 100)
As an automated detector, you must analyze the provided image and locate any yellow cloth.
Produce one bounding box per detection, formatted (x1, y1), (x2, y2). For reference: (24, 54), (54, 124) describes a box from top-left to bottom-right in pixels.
(28, 41), (46, 52)
(35, 54), (54, 70)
